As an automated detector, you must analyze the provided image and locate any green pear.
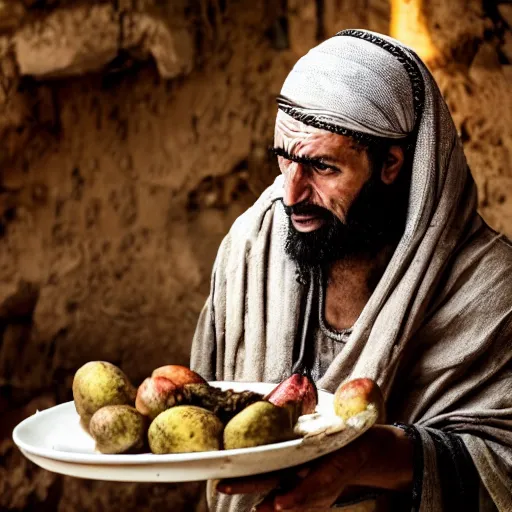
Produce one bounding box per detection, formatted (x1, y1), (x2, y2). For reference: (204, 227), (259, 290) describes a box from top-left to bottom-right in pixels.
(148, 405), (223, 454)
(223, 401), (297, 450)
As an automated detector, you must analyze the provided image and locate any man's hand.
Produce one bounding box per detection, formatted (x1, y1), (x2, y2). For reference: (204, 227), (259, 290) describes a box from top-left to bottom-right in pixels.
(216, 425), (414, 511)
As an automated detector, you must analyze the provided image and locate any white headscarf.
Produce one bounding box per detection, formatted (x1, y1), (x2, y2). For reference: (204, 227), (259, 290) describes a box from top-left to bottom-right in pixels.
(279, 33), (415, 138)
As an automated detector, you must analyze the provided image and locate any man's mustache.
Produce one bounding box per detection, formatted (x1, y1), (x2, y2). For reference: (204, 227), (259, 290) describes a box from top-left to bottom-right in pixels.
(282, 201), (332, 219)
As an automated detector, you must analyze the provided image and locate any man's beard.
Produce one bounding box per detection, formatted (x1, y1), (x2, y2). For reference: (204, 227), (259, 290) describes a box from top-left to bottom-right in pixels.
(283, 174), (408, 271)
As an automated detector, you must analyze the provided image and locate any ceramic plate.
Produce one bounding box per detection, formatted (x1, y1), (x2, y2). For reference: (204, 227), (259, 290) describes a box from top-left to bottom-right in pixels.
(13, 381), (375, 482)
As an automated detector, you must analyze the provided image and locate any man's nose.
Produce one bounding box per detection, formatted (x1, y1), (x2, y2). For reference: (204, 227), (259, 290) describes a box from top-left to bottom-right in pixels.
(283, 163), (310, 206)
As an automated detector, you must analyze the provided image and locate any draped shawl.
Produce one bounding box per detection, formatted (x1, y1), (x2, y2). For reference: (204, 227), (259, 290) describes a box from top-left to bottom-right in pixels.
(190, 30), (512, 511)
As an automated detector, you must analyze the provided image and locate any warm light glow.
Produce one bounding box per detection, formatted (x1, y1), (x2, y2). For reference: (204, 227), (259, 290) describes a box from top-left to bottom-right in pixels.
(390, 0), (440, 66)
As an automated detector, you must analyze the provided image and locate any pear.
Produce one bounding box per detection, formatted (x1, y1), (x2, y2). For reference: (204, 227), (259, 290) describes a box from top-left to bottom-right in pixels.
(148, 405), (223, 454)
(89, 405), (147, 454)
(223, 401), (297, 450)
(72, 361), (136, 430)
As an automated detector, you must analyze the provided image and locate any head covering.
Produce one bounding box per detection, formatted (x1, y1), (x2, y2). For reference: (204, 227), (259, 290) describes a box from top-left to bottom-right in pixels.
(191, 30), (512, 512)
(278, 31), (417, 139)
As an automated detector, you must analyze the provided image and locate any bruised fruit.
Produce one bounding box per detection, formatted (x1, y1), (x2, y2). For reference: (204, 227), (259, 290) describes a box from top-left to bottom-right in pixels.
(135, 376), (180, 420)
(136, 366), (208, 420)
(334, 378), (385, 423)
(148, 405), (223, 454)
(136, 381), (263, 423)
(265, 369), (318, 423)
(181, 384), (263, 424)
(223, 401), (297, 449)
(151, 365), (206, 386)
(73, 361), (136, 429)
(89, 405), (147, 454)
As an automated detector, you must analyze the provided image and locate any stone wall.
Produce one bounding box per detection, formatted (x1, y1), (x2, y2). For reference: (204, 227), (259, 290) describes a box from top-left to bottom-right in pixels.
(0, 1), (510, 510)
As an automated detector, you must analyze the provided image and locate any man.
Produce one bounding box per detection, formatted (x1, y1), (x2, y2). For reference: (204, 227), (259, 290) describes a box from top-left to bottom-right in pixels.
(190, 29), (512, 511)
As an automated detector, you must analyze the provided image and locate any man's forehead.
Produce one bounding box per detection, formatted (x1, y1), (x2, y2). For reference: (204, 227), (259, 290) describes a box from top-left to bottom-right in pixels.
(274, 110), (358, 156)
(274, 110), (328, 142)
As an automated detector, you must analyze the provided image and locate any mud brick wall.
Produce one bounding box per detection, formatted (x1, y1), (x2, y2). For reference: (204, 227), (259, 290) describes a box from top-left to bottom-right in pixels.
(0, 1), (510, 510)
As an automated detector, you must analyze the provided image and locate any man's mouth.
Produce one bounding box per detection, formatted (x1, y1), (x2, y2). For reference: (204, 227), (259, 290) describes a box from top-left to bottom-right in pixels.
(291, 214), (326, 233)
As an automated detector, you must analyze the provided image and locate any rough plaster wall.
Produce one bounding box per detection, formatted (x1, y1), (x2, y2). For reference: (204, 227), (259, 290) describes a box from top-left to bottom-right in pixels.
(405, 0), (512, 233)
(0, 0), (510, 511)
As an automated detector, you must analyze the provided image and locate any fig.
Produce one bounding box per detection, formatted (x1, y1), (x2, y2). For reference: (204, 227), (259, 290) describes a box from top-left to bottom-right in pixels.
(148, 405), (223, 454)
(72, 361), (136, 430)
(265, 369), (318, 423)
(89, 405), (147, 454)
(223, 401), (297, 450)
(333, 378), (385, 423)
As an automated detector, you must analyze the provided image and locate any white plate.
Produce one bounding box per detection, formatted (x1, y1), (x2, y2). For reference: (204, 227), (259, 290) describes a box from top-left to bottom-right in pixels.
(13, 381), (374, 482)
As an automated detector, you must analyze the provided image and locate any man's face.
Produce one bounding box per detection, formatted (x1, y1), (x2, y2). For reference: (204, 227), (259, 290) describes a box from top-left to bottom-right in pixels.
(273, 111), (406, 267)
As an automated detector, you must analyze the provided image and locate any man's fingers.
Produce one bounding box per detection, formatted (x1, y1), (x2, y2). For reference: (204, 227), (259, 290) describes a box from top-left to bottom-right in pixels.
(254, 494), (333, 512)
(274, 451), (364, 509)
(217, 468), (298, 495)
(274, 469), (338, 509)
(217, 465), (310, 495)
(217, 473), (281, 494)
(252, 493), (276, 512)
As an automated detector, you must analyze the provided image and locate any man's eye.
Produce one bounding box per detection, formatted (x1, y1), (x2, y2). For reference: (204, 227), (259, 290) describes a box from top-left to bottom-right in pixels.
(312, 163), (337, 174)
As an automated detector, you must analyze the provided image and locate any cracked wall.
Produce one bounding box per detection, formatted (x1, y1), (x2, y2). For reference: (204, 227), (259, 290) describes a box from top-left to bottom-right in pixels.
(0, 1), (511, 511)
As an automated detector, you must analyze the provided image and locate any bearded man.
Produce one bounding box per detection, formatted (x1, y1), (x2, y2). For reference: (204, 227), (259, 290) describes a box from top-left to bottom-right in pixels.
(190, 29), (512, 511)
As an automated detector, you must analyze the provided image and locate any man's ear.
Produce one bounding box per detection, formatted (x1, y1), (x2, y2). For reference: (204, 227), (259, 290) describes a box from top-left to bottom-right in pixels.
(381, 146), (405, 185)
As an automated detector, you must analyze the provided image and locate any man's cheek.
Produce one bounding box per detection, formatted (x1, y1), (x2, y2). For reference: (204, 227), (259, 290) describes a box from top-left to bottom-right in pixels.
(328, 199), (348, 224)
